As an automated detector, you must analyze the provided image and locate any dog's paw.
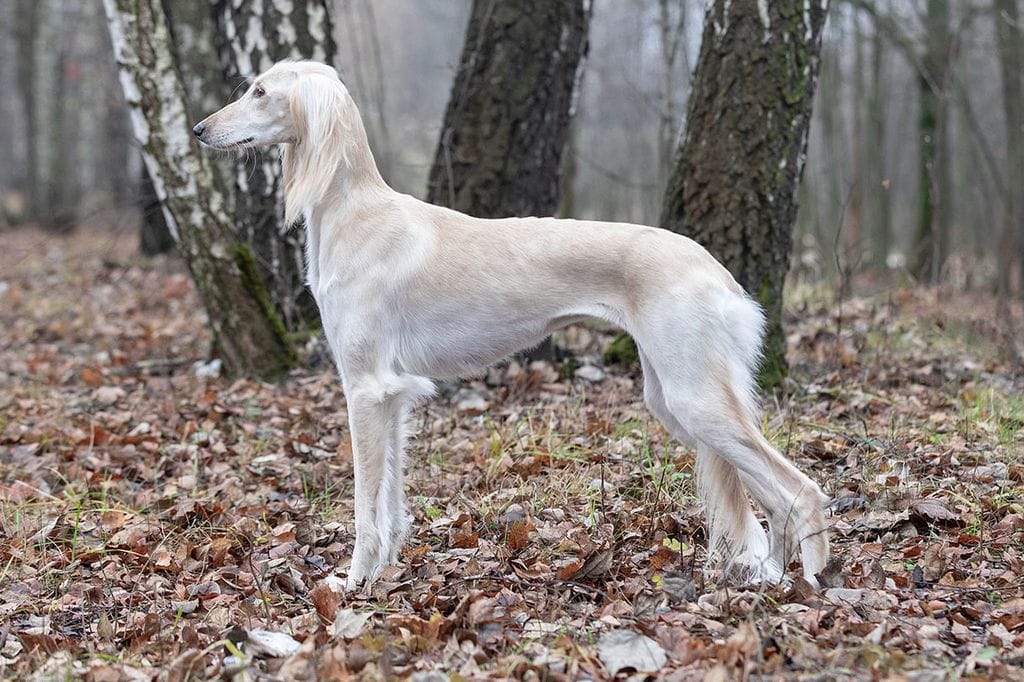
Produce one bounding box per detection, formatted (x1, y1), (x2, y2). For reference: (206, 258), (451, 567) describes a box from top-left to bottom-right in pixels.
(344, 562), (386, 592)
(726, 551), (785, 586)
(344, 575), (363, 592)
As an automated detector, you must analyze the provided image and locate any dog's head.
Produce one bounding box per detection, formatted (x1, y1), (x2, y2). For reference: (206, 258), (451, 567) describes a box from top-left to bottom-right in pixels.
(193, 60), (355, 225)
(192, 61), (347, 150)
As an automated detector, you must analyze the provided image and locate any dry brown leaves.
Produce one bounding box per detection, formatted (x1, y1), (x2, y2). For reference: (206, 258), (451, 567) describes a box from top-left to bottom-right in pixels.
(0, 229), (1023, 679)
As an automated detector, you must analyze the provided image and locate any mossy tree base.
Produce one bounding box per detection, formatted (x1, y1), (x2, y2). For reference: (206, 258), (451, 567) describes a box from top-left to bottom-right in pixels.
(603, 332), (639, 368)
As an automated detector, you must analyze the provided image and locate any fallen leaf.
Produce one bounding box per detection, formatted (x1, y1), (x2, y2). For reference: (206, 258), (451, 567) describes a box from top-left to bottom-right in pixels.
(309, 582), (341, 623)
(856, 508), (910, 530)
(330, 609), (373, 639)
(597, 629), (667, 675)
(450, 530), (479, 549)
(93, 385), (126, 405)
(911, 498), (960, 523)
(81, 367), (103, 388)
(823, 587), (898, 610)
(921, 543), (947, 582)
(246, 630), (302, 658)
(505, 519), (535, 551)
(387, 611), (449, 644)
(650, 545), (677, 571)
(557, 560), (585, 581)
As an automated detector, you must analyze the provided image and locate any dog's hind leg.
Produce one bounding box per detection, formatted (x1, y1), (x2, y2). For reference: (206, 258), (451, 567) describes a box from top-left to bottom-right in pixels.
(634, 293), (829, 585)
(640, 350), (778, 582)
(660, 375), (829, 586)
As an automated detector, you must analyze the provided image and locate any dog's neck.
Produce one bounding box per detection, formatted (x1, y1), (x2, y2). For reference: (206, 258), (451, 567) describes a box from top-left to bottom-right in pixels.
(298, 105), (391, 299)
(282, 86), (388, 223)
(334, 118), (387, 193)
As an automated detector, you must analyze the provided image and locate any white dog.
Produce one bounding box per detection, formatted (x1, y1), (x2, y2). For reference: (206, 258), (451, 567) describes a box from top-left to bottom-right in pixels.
(194, 61), (830, 590)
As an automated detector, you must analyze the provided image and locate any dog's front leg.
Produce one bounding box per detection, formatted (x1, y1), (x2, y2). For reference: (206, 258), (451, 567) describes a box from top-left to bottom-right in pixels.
(344, 383), (395, 590)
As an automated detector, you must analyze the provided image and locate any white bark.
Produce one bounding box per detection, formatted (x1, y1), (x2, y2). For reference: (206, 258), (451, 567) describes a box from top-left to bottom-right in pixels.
(102, 0), (295, 379)
(103, 0), (230, 248)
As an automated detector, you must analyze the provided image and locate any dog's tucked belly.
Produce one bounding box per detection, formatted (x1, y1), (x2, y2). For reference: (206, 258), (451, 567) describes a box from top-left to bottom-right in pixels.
(392, 311), (591, 378)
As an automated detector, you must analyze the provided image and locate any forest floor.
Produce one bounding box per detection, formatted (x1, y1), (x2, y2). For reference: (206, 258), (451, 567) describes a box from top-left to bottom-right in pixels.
(1, 226), (1024, 681)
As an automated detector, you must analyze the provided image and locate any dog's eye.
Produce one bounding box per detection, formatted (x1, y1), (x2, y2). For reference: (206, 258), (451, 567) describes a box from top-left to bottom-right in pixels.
(253, 86), (266, 98)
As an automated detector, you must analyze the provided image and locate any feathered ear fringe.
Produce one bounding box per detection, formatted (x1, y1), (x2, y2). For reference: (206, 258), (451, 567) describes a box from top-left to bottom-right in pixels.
(282, 73), (350, 226)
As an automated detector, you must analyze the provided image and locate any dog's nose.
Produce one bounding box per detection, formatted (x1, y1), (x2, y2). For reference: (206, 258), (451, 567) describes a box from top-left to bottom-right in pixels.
(192, 122), (206, 138)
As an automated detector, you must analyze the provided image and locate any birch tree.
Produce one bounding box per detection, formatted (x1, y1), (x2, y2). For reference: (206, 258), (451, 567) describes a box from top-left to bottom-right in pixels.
(103, 0), (295, 380)
(660, 0), (829, 387)
(213, 0), (336, 330)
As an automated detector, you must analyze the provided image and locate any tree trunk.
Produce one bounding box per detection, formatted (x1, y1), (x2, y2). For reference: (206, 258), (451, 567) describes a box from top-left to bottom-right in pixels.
(995, 0), (1024, 296)
(95, 4), (134, 209)
(426, 0), (591, 219)
(867, 21), (891, 269)
(913, 0), (951, 283)
(14, 0), (41, 222)
(139, 165), (175, 256)
(103, 0), (296, 380)
(212, 0), (336, 331)
(660, 0), (829, 388)
(846, 15), (866, 269)
(163, 0), (223, 119)
(656, 0), (688, 195)
(45, 3), (82, 233)
(817, 37), (842, 280)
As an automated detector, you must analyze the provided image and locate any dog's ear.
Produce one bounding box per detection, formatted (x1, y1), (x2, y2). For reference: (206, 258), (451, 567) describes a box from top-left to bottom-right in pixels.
(282, 73), (349, 226)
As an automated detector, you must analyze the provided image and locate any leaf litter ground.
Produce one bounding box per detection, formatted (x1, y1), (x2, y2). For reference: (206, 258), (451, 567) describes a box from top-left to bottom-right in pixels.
(1, 227), (1023, 680)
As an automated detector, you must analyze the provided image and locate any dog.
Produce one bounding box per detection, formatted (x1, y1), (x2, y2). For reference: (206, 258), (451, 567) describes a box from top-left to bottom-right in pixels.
(194, 60), (830, 590)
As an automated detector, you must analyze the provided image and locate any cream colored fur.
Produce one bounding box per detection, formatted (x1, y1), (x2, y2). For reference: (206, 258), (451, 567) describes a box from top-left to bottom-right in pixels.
(195, 61), (830, 590)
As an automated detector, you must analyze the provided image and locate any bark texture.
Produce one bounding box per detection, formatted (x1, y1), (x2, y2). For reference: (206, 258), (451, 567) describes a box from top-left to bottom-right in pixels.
(913, 0), (952, 283)
(868, 24), (891, 268)
(213, 0), (336, 331)
(426, 0), (591, 219)
(104, 0), (295, 380)
(995, 0), (1024, 295)
(660, 0), (828, 388)
(14, 0), (41, 221)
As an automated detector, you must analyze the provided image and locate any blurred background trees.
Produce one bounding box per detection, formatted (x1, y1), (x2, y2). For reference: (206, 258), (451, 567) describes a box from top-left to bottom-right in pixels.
(2, 0), (1022, 375)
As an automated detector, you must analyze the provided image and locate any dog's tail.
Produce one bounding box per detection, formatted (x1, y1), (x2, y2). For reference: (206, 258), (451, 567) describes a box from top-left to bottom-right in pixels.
(718, 290), (767, 421)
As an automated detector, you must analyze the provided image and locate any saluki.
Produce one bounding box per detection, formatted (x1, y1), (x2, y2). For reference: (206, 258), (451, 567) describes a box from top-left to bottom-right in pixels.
(194, 61), (830, 590)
